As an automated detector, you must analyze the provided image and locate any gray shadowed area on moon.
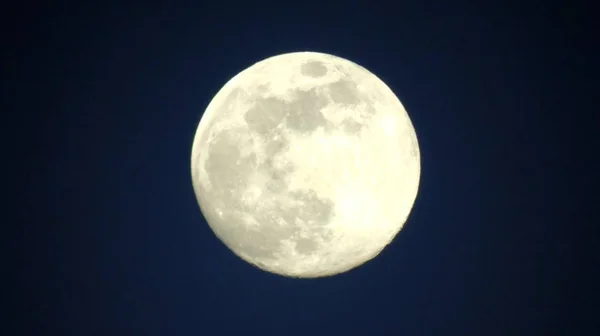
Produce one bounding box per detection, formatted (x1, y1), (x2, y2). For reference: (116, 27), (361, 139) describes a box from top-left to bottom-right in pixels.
(328, 79), (362, 106)
(282, 89), (330, 133)
(243, 89), (331, 136)
(300, 60), (328, 78)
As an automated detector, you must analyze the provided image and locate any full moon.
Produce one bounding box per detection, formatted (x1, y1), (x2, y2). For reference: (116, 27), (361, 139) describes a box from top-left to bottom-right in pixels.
(191, 51), (420, 278)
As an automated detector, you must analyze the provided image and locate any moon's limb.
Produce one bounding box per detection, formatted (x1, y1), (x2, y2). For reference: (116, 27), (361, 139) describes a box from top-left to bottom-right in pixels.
(191, 51), (420, 277)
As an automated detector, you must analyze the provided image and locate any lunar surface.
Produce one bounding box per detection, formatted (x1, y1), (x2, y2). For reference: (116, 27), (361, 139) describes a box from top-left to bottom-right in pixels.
(191, 51), (420, 278)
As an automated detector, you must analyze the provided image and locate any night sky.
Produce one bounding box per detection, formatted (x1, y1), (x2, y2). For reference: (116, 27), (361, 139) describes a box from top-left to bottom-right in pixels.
(11, 1), (596, 335)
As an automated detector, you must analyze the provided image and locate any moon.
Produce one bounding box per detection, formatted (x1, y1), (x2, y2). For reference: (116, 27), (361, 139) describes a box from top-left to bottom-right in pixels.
(191, 51), (420, 278)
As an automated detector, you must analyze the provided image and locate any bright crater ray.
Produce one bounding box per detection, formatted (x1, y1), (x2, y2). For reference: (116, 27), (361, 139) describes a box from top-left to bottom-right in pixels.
(191, 51), (420, 278)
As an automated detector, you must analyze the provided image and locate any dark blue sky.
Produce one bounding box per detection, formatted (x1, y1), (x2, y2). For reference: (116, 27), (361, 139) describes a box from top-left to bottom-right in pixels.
(11, 1), (596, 335)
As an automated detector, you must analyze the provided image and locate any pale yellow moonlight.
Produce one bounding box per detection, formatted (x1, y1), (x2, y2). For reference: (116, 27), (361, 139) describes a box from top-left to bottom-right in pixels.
(191, 51), (420, 278)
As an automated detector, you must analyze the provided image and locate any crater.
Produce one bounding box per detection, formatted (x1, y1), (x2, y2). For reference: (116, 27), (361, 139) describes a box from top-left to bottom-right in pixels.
(210, 209), (298, 262)
(295, 237), (320, 254)
(204, 128), (256, 201)
(256, 132), (294, 194)
(328, 79), (361, 106)
(213, 88), (246, 118)
(340, 117), (363, 134)
(259, 159), (294, 194)
(283, 189), (335, 226)
(410, 136), (419, 159)
(244, 97), (287, 135)
(224, 88), (244, 108)
(263, 131), (289, 157)
(293, 228), (335, 255)
(284, 89), (329, 134)
(300, 60), (328, 78)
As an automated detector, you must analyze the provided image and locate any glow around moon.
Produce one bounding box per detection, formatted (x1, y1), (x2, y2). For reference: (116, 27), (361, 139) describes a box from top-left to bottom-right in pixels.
(191, 51), (420, 278)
